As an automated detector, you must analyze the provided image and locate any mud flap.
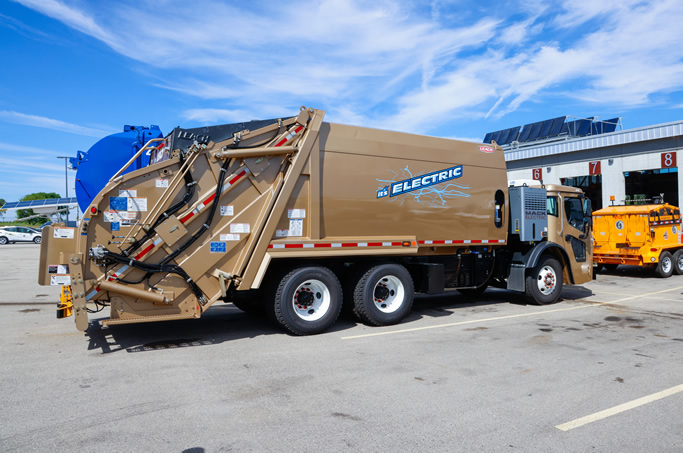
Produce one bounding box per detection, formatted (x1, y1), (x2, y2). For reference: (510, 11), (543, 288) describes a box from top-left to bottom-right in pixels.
(507, 264), (526, 292)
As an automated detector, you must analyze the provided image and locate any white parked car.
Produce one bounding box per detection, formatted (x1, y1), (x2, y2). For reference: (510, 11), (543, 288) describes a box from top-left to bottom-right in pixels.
(0, 226), (42, 244)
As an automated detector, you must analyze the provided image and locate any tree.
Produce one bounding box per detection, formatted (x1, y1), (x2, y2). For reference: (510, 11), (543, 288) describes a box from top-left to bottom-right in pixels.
(0, 198), (6, 221)
(17, 192), (61, 226)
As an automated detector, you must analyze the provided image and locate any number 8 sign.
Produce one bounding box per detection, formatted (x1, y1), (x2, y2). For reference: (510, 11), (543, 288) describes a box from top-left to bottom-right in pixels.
(662, 152), (677, 168)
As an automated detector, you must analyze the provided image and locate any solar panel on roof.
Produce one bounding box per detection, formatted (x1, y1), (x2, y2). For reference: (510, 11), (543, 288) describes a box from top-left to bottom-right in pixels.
(577, 118), (593, 136)
(602, 118), (619, 133)
(591, 121), (603, 135)
(483, 132), (493, 144)
(548, 116), (567, 136)
(565, 120), (580, 136)
(527, 121), (544, 141)
(538, 119), (554, 139)
(490, 130), (503, 144)
(498, 128), (511, 145)
(0, 197), (78, 210)
(517, 123), (534, 142)
(503, 126), (520, 144)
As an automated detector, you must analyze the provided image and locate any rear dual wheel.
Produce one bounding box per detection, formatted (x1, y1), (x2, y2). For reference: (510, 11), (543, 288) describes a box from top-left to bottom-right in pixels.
(655, 251), (674, 278)
(352, 264), (414, 326)
(269, 267), (342, 336)
(674, 250), (683, 276)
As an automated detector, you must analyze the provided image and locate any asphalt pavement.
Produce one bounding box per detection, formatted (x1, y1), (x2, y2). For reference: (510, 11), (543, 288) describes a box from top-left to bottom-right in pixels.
(0, 244), (681, 452)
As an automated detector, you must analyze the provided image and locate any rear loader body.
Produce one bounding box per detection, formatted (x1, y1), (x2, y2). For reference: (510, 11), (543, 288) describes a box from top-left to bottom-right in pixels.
(39, 107), (593, 335)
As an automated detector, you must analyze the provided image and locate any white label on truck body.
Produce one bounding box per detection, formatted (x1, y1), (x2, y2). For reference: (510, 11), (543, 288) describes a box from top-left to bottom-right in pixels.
(230, 223), (250, 234)
(289, 219), (303, 237)
(104, 211), (136, 222)
(53, 228), (75, 239)
(119, 189), (137, 197)
(128, 197), (147, 212)
(288, 209), (306, 218)
(156, 179), (169, 188)
(220, 234), (240, 241)
(220, 206), (234, 216)
(50, 275), (71, 286)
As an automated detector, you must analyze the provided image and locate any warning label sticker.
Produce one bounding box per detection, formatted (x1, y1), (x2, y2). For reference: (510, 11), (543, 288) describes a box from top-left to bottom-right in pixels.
(53, 228), (75, 239)
(156, 179), (169, 188)
(220, 206), (234, 216)
(289, 219), (303, 237)
(276, 229), (289, 237)
(127, 197), (147, 212)
(50, 275), (71, 286)
(230, 223), (250, 234)
(119, 189), (137, 198)
(48, 264), (69, 274)
(220, 234), (240, 241)
(288, 209), (306, 219)
(104, 211), (136, 223)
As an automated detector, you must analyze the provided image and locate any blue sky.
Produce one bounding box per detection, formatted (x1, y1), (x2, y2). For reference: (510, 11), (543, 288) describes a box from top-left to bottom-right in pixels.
(2, 0), (683, 216)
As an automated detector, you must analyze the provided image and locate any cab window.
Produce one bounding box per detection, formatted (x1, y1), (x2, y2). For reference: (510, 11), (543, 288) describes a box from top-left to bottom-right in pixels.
(564, 197), (585, 230)
(547, 196), (559, 217)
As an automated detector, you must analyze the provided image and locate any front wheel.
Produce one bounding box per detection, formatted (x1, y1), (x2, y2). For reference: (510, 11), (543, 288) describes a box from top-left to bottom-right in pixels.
(525, 256), (563, 305)
(673, 250), (683, 276)
(0, 236), (8, 245)
(270, 267), (342, 335)
(655, 251), (674, 278)
(352, 264), (414, 326)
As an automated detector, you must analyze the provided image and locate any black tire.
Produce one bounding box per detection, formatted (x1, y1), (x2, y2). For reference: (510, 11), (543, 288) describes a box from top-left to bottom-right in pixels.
(655, 251), (674, 278)
(674, 250), (683, 276)
(33, 236), (41, 244)
(525, 256), (563, 305)
(604, 263), (619, 271)
(269, 266), (342, 335)
(352, 264), (414, 326)
(0, 236), (8, 245)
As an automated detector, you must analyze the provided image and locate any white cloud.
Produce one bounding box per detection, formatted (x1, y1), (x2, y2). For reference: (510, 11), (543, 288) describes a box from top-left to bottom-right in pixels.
(0, 111), (115, 137)
(11, 0), (683, 136)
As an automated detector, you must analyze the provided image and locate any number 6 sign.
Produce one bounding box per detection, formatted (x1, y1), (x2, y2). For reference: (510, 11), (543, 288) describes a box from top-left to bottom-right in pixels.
(661, 152), (677, 168)
(532, 168), (542, 180)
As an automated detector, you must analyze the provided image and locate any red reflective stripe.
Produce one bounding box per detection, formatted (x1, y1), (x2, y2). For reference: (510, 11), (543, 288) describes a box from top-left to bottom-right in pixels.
(367, 242), (383, 247)
(470, 240), (483, 243)
(314, 243), (332, 248)
(230, 170), (247, 184)
(180, 212), (194, 223)
(135, 243), (155, 260)
(203, 194), (215, 206)
(284, 243), (304, 248)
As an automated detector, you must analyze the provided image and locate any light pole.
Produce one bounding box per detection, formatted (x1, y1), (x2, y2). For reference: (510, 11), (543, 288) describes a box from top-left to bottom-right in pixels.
(56, 156), (69, 225)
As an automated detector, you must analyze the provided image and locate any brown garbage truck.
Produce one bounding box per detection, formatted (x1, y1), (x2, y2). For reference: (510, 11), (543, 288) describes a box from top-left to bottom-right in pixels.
(39, 107), (593, 335)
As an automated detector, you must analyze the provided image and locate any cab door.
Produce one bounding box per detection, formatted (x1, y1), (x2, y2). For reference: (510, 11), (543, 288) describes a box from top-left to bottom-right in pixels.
(562, 196), (592, 261)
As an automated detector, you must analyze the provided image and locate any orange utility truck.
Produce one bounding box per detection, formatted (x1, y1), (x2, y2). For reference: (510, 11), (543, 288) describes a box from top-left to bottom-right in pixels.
(593, 203), (683, 277)
(39, 107), (593, 335)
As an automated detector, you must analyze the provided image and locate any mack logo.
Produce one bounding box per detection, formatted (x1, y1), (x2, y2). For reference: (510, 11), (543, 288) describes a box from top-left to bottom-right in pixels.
(377, 165), (463, 198)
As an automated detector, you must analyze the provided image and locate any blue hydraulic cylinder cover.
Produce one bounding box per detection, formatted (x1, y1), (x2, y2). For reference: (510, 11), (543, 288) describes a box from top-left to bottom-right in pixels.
(69, 125), (163, 212)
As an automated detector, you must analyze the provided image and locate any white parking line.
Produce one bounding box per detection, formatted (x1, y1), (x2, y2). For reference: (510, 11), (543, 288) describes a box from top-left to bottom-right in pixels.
(556, 384), (683, 431)
(341, 304), (597, 340)
(341, 286), (683, 340)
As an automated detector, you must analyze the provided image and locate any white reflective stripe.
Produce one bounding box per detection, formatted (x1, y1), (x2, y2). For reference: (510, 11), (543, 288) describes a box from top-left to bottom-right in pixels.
(85, 290), (98, 301)
(303, 244), (314, 248)
(272, 244), (285, 249)
(331, 243), (342, 248)
(464, 240), (471, 243)
(358, 243), (368, 247)
(445, 240), (453, 244)
(382, 242), (392, 246)
(118, 265), (130, 274)
(424, 240), (433, 244)
(154, 238), (163, 246)
(482, 240), (489, 243)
